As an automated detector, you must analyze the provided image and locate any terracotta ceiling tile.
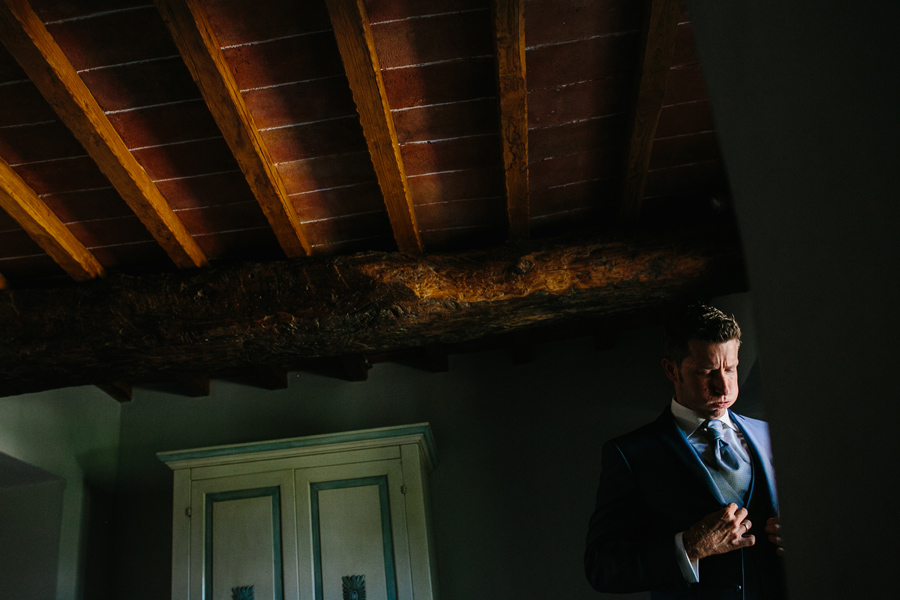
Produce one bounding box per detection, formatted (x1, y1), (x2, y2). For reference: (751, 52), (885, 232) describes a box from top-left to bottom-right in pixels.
(259, 116), (367, 164)
(371, 9), (492, 70)
(0, 121), (85, 165)
(525, 0), (640, 48)
(366, 0), (487, 24)
(407, 167), (503, 206)
(45, 6), (174, 71)
(154, 171), (254, 211)
(393, 98), (498, 144)
(381, 57), (495, 109)
(203, 0), (331, 47)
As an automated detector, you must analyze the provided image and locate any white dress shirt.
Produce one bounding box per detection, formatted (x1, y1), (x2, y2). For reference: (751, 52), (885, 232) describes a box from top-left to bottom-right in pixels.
(670, 398), (752, 583)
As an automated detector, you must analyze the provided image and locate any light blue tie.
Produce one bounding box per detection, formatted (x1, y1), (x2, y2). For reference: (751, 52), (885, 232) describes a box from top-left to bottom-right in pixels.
(701, 419), (751, 502)
(703, 419), (741, 470)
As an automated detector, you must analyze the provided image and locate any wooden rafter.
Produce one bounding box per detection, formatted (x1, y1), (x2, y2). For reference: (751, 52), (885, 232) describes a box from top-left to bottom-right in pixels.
(0, 157), (105, 281)
(154, 0), (312, 258)
(252, 366), (288, 391)
(97, 382), (132, 403)
(620, 0), (683, 221)
(0, 226), (745, 396)
(175, 372), (210, 397)
(325, 0), (423, 253)
(340, 354), (371, 382)
(0, 0), (207, 269)
(493, 0), (530, 239)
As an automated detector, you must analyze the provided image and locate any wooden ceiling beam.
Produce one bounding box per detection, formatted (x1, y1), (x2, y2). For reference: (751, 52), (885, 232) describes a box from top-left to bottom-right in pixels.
(620, 0), (683, 222)
(252, 366), (289, 391)
(154, 0), (312, 258)
(97, 382), (132, 403)
(175, 372), (210, 397)
(0, 157), (106, 281)
(339, 354), (371, 382)
(493, 0), (530, 239)
(0, 226), (746, 396)
(325, 0), (423, 253)
(0, 0), (207, 269)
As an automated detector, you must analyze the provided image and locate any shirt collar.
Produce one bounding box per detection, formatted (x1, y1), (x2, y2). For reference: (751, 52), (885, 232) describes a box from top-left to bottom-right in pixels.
(670, 397), (738, 438)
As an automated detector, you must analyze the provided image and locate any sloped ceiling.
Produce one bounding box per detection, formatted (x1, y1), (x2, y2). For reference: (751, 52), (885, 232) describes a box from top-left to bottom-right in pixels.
(0, 0), (743, 399)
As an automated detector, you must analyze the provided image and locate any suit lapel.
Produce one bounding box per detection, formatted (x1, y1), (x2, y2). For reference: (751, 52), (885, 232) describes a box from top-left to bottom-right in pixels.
(655, 408), (729, 506)
(731, 411), (779, 513)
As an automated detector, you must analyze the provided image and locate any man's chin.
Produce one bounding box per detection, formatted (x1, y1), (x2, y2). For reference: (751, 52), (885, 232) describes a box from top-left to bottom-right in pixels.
(707, 401), (734, 417)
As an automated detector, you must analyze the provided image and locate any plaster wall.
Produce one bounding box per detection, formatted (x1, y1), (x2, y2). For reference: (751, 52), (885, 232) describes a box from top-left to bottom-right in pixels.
(0, 386), (121, 600)
(0, 470), (65, 599)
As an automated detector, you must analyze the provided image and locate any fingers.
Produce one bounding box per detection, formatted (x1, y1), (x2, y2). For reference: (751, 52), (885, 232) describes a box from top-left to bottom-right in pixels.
(766, 517), (785, 555)
(730, 505), (751, 536)
(725, 508), (754, 549)
(685, 506), (757, 560)
(734, 519), (754, 548)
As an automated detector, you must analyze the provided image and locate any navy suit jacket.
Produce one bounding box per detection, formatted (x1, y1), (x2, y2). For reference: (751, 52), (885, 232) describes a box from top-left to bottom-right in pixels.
(585, 407), (784, 600)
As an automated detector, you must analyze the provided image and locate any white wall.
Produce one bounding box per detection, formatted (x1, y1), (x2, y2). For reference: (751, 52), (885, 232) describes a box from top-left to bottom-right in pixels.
(0, 470), (66, 599)
(0, 386), (121, 600)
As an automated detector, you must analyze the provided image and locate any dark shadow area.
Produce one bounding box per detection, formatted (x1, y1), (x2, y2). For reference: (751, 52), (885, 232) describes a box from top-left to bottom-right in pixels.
(0, 452), (65, 599)
(82, 481), (116, 600)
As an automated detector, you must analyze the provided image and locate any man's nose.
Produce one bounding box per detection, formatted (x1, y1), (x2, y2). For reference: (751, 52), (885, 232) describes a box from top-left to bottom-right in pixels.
(710, 371), (730, 395)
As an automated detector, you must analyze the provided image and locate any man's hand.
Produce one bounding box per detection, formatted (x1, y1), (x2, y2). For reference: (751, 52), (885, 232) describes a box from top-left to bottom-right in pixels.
(683, 503), (755, 560)
(765, 517), (785, 556)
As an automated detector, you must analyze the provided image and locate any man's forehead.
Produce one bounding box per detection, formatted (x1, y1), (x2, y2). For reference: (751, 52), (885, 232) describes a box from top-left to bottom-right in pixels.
(685, 338), (740, 361)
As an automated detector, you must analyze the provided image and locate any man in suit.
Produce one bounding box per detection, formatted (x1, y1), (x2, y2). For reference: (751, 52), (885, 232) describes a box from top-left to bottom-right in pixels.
(585, 304), (785, 599)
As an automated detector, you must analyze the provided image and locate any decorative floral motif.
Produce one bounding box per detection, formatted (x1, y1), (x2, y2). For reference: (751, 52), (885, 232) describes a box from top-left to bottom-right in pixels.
(231, 585), (254, 600)
(342, 574), (366, 600)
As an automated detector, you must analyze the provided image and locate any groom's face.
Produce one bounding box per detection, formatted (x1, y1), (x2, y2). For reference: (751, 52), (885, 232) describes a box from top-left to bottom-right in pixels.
(664, 339), (740, 419)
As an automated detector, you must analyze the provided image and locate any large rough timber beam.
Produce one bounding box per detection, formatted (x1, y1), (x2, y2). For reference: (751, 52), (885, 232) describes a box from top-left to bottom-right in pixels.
(0, 227), (746, 396)
(0, 0), (207, 269)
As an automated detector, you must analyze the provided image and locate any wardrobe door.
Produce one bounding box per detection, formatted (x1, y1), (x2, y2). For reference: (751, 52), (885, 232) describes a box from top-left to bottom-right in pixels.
(189, 470), (299, 600)
(295, 459), (411, 600)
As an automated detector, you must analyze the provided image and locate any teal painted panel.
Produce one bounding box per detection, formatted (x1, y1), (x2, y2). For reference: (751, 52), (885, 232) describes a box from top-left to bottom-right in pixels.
(205, 486), (283, 600)
(310, 476), (397, 600)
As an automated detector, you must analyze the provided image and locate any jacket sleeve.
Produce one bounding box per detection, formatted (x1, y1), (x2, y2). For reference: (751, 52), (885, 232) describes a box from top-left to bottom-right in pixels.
(584, 440), (690, 593)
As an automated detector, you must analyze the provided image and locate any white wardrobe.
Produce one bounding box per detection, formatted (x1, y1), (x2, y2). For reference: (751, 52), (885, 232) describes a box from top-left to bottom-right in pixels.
(158, 424), (438, 600)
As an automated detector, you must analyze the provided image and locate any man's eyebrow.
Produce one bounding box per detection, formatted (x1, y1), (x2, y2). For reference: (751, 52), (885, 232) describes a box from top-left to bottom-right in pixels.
(696, 360), (740, 369)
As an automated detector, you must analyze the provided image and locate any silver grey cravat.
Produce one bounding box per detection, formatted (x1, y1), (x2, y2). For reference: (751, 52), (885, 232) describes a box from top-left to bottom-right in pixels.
(701, 419), (752, 502)
(703, 419), (741, 470)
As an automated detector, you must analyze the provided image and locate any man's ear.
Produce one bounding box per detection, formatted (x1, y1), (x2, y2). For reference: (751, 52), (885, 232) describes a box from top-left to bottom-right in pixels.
(662, 358), (680, 383)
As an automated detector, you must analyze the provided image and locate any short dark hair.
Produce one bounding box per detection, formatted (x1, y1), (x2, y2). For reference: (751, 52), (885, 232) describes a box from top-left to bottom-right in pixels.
(663, 303), (741, 366)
